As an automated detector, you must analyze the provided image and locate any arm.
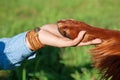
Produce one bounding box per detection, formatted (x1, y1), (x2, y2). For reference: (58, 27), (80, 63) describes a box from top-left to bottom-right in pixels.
(0, 26), (85, 70)
(0, 24), (100, 70)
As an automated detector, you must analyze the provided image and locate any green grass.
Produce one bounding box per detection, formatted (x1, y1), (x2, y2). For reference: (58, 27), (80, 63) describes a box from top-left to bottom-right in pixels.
(0, 0), (120, 80)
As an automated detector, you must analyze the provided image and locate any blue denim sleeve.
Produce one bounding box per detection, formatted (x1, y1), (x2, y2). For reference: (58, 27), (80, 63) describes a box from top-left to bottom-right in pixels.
(0, 32), (36, 70)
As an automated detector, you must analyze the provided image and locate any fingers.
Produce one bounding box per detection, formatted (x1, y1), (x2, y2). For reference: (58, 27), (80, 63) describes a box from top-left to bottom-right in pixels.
(61, 31), (86, 47)
(70, 31), (86, 45)
(77, 38), (102, 46)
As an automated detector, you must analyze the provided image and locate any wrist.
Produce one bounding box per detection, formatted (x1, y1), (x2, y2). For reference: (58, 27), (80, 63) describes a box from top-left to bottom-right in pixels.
(26, 27), (45, 51)
(26, 36), (33, 50)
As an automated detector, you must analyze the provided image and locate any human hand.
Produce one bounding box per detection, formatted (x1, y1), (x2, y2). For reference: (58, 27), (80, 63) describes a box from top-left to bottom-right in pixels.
(38, 27), (86, 47)
(39, 24), (101, 47)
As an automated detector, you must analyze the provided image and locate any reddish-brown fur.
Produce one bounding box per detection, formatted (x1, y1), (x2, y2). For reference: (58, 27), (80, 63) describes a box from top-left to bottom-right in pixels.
(57, 19), (120, 80)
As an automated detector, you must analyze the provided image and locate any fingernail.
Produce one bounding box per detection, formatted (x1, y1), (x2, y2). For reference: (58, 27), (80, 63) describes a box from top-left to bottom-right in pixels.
(81, 31), (86, 34)
(94, 39), (102, 43)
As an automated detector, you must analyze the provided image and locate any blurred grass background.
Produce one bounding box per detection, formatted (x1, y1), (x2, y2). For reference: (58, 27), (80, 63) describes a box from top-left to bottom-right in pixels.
(0, 0), (120, 80)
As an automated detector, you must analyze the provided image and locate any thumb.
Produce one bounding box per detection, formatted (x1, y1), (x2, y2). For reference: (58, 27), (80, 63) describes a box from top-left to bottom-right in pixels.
(77, 38), (102, 46)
